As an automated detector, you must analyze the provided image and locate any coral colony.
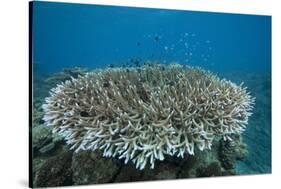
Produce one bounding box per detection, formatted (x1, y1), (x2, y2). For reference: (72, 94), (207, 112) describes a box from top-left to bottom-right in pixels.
(43, 63), (255, 170)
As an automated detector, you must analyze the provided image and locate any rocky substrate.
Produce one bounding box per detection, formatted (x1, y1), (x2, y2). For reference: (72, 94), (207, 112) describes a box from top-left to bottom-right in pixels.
(32, 131), (246, 187)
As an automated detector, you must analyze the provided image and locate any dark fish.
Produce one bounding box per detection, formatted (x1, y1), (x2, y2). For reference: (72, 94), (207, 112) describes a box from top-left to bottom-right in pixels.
(136, 42), (141, 46)
(154, 35), (160, 42)
(108, 64), (114, 68)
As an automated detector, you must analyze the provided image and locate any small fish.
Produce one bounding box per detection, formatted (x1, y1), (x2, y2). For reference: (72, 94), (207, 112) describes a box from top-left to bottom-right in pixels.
(154, 35), (160, 42)
(108, 64), (114, 68)
(136, 42), (141, 46)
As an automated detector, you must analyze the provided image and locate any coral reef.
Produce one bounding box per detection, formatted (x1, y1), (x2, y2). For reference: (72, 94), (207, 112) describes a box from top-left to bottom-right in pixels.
(219, 135), (247, 170)
(31, 67), (88, 187)
(44, 67), (87, 86)
(72, 151), (121, 185)
(33, 150), (73, 187)
(32, 67), (87, 128)
(31, 65), (267, 187)
(32, 123), (64, 156)
(42, 63), (255, 170)
(32, 124), (52, 153)
(196, 161), (223, 177)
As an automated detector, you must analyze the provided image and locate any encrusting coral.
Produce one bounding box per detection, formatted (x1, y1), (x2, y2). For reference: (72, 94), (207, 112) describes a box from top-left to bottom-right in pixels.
(42, 63), (254, 170)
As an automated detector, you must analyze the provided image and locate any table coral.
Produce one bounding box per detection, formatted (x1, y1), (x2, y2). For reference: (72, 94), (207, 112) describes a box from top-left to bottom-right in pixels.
(43, 63), (254, 170)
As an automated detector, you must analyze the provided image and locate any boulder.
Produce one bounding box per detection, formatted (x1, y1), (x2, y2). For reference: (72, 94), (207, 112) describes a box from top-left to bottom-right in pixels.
(72, 151), (121, 185)
(33, 150), (73, 187)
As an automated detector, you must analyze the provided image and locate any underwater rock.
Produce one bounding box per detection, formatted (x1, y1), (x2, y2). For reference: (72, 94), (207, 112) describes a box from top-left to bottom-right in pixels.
(33, 150), (73, 187)
(196, 160), (235, 177)
(52, 132), (64, 144)
(32, 158), (46, 185)
(141, 161), (179, 181)
(113, 162), (144, 183)
(116, 139), (242, 183)
(196, 161), (222, 177)
(32, 124), (52, 153)
(235, 142), (248, 161)
(39, 142), (55, 155)
(33, 74), (51, 111)
(114, 159), (179, 183)
(177, 138), (234, 178)
(32, 124), (64, 156)
(219, 142), (234, 170)
(176, 155), (201, 178)
(219, 136), (247, 170)
(32, 106), (45, 125)
(72, 151), (121, 185)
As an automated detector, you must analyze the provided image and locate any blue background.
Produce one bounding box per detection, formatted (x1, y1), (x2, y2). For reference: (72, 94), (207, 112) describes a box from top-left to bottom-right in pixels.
(32, 1), (271, 74)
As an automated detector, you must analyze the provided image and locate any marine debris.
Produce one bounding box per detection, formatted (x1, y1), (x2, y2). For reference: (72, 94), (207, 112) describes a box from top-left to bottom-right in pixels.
(42, 63), (255, 170)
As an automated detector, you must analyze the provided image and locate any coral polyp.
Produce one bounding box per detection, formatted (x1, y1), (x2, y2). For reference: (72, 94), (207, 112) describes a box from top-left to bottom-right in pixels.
(42, 63), (254, 170)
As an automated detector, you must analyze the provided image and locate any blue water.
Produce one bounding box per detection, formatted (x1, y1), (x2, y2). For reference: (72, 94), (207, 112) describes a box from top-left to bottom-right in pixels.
(32, 1), (271, 175)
